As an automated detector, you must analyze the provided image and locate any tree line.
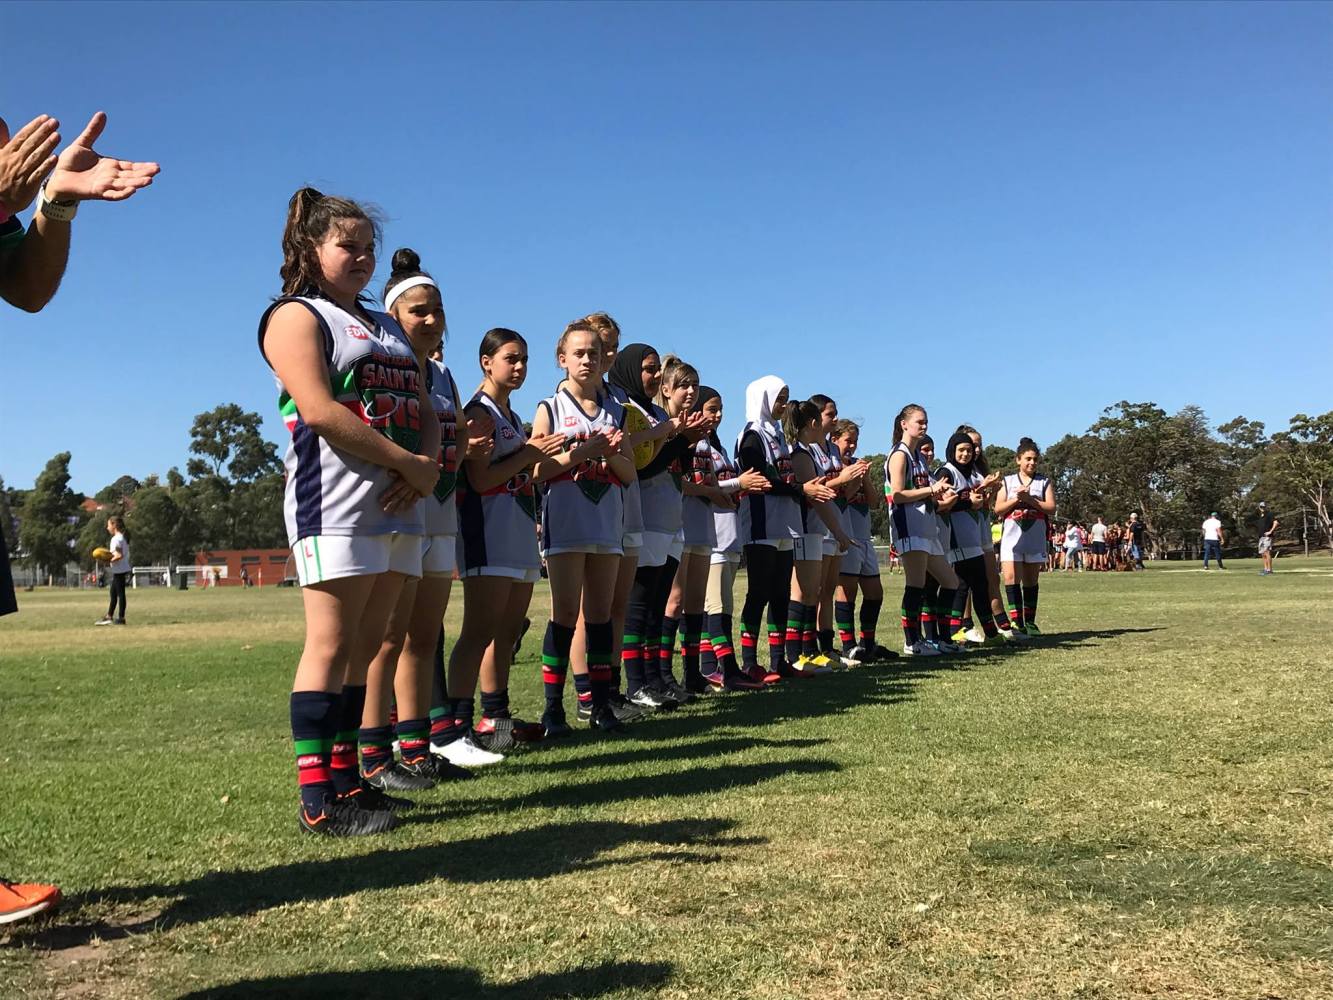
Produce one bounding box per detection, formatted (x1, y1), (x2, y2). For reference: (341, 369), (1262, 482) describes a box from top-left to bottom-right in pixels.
(2, 405), (286, 579)
(3, 401), (1329, 580)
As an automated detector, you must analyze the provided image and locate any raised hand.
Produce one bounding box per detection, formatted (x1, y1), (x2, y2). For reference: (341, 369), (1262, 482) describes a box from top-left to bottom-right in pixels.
(44, 112), (159, 203)
(803, 480), (836, 504)
(738, 470), (771, 493)
(524, 432), (566, 460)
(0, 115), (61, 215)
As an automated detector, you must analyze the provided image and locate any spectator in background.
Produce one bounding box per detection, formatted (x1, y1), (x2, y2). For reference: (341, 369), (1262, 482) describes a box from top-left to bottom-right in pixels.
(1257, 502), (1279, 576)
(1201, 512), (1225, 570)
(1089, 516), (1108, 570)
(1063, 521), (1083, 572)
(0, 109), (158, 927)
(94, 516), (130, 625)
(1127, 514), (1146, 570)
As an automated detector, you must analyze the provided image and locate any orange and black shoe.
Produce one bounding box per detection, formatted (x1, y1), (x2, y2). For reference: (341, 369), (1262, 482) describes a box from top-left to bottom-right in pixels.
(362, 760), (435, 793)
(299, 798), (397, 837)
(0, 878), (61, 925)
(341, 780), (413, 814)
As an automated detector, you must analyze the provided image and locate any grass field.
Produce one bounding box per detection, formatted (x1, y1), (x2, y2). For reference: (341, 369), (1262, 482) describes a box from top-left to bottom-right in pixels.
(2, 557), (1330, 999)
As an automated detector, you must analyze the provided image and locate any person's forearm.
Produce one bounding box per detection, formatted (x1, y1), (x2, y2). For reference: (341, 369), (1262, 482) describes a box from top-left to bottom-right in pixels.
(466, 449), (533, 493)
(305, 398), (416, 473)
(0, 213), (71, 312)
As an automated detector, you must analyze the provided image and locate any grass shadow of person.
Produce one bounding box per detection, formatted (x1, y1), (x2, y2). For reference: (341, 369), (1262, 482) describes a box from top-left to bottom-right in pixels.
(173, 958), (674, 1000)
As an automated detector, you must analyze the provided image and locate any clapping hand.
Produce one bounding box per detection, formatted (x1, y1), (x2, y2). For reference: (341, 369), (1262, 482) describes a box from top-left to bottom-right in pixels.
(44, 112), (159, 204)
(0, 115), (60, 215)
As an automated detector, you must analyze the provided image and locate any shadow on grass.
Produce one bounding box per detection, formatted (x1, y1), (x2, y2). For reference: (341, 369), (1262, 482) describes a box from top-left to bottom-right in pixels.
(972, 837), (1333, 960)
(523, 735), (831, 773)
(173, 959), (673, 999)
(10, 816), (767, 950)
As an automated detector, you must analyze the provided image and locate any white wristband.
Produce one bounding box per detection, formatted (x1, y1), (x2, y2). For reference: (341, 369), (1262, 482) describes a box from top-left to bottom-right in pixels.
(38, 182), (77, 223)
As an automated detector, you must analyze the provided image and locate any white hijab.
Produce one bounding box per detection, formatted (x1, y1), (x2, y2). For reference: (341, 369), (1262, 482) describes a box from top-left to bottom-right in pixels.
(744, 375), (787, 438)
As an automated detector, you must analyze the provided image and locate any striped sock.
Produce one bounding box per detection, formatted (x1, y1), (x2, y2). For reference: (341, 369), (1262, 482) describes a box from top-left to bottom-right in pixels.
(395, 717), (430, 765)
(802, 604), (819, 657)
(740, 630), (758, 670)
(835, 599), (856, 650)
(682, 612), (703, 680)
(573, 672), (592, 711)
(429, 702), (461, 748)
(659, 617), (680, 685)
(785, 599), (804, 663)
(541, 621), (574, 716)
(1022, 584), (1039, 626)
(900, 588), (923, 646)
(586, 620), (614, 708)
(859, 598), (881, 649)
(330, 684), (365, 796)
(358, 724), (395, 778)
(291, 690), (339, 815)
(936, 590), (957, 640)
(1004, 584), (1024, 628)
(452, 696), (476, 732)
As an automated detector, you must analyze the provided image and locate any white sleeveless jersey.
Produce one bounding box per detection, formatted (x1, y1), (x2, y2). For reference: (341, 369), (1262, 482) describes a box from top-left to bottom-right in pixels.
(260, 294), (425, 546)
(605, 384), (645, 538)
(1000, 473), (1051, 560)
(539, 389), (626, 553)
(939, 462), (986, 561)
(843, 465), (873, 543)
(425, 360), (461, 537)
(681, 438), (719, 549)
(806, 438), (839, 540)
(735, 422), (800, 545)
(700, 440), (744, 556)
(792, 440), (832, 536)
(634, 399), (685, 536)
(886, 443), (942, 554)
(456, 392), (540, 574)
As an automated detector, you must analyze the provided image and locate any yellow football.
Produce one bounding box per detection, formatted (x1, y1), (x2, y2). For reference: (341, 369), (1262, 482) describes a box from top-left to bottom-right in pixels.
(91, 546), (114, 562)
(624, 405), (657, 469)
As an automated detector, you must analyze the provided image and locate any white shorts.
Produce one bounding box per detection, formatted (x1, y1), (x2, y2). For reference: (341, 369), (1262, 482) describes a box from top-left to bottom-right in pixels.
(1000, 540), (1048, 564)
(622, 531), (644, 552)
(459, 565), (542, 583)
(545, 543), (623, 557)
(890, 528), (943, 556)
(293, 533), (423, 587)
(749, 537), (795, 552)
(710, 550), (742, 567)
(667, 536), (684, 564)
(822, 537), (841, 558)
(639, 530), (675, 569)
(682, 543), (712, 556)
(793, 532), (825, 563)
(422, 534), (457, 577)
(840, 539), (879, 577)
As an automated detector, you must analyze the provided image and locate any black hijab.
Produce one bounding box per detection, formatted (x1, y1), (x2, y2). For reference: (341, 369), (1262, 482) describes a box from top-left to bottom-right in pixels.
(608, 342), (657, 412)
(946, 431), (975, 476)
(693, 384), (722, 453)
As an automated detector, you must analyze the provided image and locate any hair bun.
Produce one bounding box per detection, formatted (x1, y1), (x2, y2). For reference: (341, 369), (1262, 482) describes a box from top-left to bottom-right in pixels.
(391, 247), (421, 274)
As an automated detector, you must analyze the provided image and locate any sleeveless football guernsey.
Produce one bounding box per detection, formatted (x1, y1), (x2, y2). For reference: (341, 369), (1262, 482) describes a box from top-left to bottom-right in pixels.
(681, 437), (718, 549)
(736, 422), (800, 545)
(1000, 472), (1051, 562)
(635, 399), (685, 537)
(886, 443), (942, 555)
(539, 389), (626, 553)
(425, 359), (460, 538)
(939, 462), (986, 561)
(606, 383), (646, 543)
(259, 294), (424, 546)
(457, 392), (540, 574)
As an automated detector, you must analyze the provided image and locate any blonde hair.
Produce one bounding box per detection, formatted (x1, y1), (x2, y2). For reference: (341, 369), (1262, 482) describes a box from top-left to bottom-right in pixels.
(656, 354), (699, 407)
(555, 318), (601, 367)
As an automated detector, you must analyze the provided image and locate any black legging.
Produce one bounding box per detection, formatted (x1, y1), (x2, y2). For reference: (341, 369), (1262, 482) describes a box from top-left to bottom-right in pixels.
(107, 571), (129, 620)
(625, 558), (678, 693)
(952, 555), (994, 628)
(740, 544), (794, 663)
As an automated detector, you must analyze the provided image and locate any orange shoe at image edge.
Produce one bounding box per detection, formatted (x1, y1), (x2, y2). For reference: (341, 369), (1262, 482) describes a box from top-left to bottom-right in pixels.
(0, 880), (61, 925)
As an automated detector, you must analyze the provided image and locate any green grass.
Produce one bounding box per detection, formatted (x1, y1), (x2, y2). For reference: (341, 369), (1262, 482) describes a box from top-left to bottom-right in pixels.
(2, 557), (1330, 999)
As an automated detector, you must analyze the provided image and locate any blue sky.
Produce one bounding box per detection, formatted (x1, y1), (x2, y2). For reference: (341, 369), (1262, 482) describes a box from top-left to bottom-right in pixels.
(2, 1), (1329, 494)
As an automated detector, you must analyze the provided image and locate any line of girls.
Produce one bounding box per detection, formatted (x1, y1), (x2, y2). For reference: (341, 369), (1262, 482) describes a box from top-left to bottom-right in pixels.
(259, 190), (919, 837)
(883, 404), (1055, 656)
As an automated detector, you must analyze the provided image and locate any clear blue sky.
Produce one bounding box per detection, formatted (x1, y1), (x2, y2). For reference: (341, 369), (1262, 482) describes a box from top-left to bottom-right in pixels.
(2, 1), (1329, 494)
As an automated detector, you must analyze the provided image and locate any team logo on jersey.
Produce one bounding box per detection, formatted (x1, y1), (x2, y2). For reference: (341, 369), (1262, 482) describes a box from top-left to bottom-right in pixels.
(564, 416), (577, 427)
(345, 324), (369, 341)
(561, 434), (616, 503)
(501, 427), (516, 440)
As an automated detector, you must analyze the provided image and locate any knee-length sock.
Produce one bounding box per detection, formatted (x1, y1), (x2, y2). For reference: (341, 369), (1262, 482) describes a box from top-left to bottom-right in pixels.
(330, 684), (365, 796)
(681, 612), (704, 682)
(622, 564), (656, 695)
(658, 615), (680, 686)
(707, 612), (735, 673)
(785, 598), (805, 663)
(920, 578), (940, 642)
(858, 597), (882, 649)
(358, 724), (394, 777)
(934, 588), (957, 641)
(541, 621), (575, 718)
(900, 586), (924, 646)
(766, 549), (794, 668)
(1021, 584), (1039, 626)
(835, 598), (856, 651)
(395, 716), (430, 766)
(1004, 583), (1025, 628)
(479, 687), (510, 720)
(291, 690), (339, 814)
(586, 620), (614, 709)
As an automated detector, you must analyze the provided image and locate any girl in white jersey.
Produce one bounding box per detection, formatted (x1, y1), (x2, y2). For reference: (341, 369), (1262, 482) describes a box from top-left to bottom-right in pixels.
(808, 396), (870, 664)
(935, 432), (1007, 646)
(886, 404), (961, 657)
(444, 329), (565, 755)
(532, 321), (636, 734)
(657, 357), (729, 696)
(736, 376), (837, 681)
(693, 387), (771, 690)
(954, 424), (1011, 639)
(355, 250), (494, 784)
(994, 437), (1055, 635)
(259, 188), (441, 837)
(831, 420), (894, 663)
(785, 399), (852, 672)
(916, 435), (963, 654)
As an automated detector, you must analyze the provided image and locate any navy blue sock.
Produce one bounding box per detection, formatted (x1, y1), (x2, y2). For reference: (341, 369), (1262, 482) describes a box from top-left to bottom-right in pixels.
(330, 683), (365, 796)
(480, 687), (509, 720)
(541, 621), (574, 716)
(291, 690), (339, 815)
